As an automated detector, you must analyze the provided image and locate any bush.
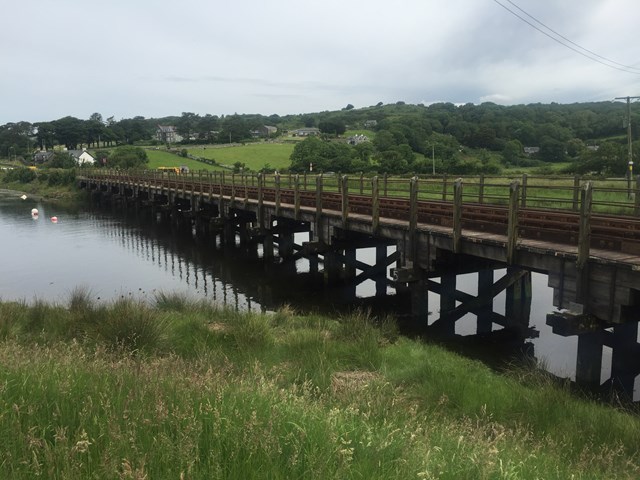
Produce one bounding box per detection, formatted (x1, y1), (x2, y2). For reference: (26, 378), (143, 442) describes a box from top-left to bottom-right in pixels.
(45, 168), (76, 186)
(4, 167), (36, 183)
(88, 299), (168, 354)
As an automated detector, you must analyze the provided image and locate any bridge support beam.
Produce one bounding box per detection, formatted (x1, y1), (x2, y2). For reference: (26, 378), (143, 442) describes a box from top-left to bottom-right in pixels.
(477, 269), (494, 334)
(576, 332), (604, 388)
(505, 268), (532, 332)
(375, 246), (388, 297)
(277, 232), (295, 259)
(610, 322), (640, 398)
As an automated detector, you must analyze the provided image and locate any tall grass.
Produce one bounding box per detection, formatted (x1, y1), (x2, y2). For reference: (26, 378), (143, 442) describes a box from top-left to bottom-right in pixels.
(0, 297), (638, 478)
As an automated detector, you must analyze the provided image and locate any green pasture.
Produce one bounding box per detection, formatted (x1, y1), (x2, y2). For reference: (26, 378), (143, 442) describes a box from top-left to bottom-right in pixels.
(145, 149), (225, 172)
(186, 143), (295, 171)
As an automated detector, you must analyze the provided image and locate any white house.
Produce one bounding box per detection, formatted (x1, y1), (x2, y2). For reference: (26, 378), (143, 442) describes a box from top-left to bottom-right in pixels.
(68, 148), (96, 165)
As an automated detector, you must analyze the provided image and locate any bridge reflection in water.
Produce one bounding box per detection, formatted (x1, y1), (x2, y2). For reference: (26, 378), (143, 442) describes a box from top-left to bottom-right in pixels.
(93, 203), (639, 402)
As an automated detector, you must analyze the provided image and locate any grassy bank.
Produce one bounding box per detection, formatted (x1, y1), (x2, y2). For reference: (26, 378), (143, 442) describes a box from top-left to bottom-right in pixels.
(0, 294), (638, 478)
(0, 169), (84, 204)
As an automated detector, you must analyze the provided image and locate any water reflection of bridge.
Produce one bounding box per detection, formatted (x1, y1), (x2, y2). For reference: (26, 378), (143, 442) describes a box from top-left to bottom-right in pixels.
(80, 171), (640, 399)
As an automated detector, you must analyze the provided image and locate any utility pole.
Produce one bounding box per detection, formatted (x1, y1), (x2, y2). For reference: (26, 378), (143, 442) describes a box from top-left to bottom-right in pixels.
(615, 96), (640, 198)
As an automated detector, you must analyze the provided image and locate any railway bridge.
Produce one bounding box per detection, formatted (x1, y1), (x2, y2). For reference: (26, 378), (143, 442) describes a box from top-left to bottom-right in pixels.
(78, 170), (640, 394)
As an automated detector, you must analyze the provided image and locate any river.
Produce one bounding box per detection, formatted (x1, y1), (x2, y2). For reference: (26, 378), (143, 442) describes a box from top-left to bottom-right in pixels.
(0, 191), (635, 399)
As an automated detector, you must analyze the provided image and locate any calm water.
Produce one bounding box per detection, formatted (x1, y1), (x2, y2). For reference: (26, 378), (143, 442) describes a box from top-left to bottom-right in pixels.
(0, 191), (635, 398)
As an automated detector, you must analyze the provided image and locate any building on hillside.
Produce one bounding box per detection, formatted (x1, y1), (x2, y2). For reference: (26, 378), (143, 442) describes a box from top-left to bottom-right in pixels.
(251, 125), (278, 138)
(156, 125), (183, 143)
(524, 146), (540, 156)
(292, 127), (321, 137)
(347, 134), (369, 145)
(68, 148), (96, 165)
(33, 151), (55, 164)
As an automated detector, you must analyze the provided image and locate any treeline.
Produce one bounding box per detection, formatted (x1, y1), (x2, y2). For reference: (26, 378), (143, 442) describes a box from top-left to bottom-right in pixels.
(0, 112), (280, 158)
(1, 101), (638, 175)
(289, 101), (640, 175)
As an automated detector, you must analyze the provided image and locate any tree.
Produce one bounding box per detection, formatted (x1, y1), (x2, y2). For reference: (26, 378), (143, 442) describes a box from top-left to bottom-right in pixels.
(318, 118), (346, 136)
(301, 114), (316, 128)
(585, 142), (626, 175)
(372, 130), (396, 152)
(177, 112), (199, 140)
(116, 117), (152, 144)
(53, 116), (85, 150)
(44, 151), (77, 169)
(566, 138), (586, 158)
(107, 145), (148, 169)
(197, 114), (220, 142)
(289, 136), (356, 173)
(36, 122), (56, 150)
(0, 122), (34, 157)
(85, 115), (105, 148)
(539, 136), (566, 163)
(502, 139), (524, 165)
(290, 136), (329, 172)
(220, 115), (250, 143)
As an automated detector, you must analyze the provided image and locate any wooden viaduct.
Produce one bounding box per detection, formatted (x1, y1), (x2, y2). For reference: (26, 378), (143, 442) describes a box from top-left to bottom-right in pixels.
(78, 170), (640, 395)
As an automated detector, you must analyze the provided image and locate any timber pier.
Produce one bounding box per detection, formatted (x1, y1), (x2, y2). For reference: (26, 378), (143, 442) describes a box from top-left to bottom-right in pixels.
(78, 170), (640, 396)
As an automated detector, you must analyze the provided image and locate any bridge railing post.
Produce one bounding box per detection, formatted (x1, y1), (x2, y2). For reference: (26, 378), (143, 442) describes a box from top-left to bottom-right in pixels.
(294, 174), (301, 220)
(577, 182), (593, 270)
(316, 174), (323, 227)
(521, 173), (528, 208)
(218, 172), (224, 218)
(442, 175), (448, 201)
(479, 174), (485, 204)
(372, 176), (380, 232)
(230, 173), (236, 206)
(257, 173), (264, 229)
(634, 175), (640, 216)
(275, 172), (281, 216)
(341, 175), (349, 227)
(572, 175), (581, 211)
(452, 178), (462, 253)
(576, 181), (593, 309)
(409, 176), (418, 231)
(507, 180), (520, 264)
(243, 172), (248, 207)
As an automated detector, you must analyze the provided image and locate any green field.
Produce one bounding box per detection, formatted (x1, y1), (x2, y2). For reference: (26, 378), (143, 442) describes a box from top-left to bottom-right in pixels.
(186, 143), (295, 171)
(145, 149), (225, 171)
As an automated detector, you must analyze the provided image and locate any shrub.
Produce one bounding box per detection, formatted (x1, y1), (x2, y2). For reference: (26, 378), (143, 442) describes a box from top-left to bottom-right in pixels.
(232, 313), (274, 350)
(88, 298), (168, 354)
(4, 167), (36, 183)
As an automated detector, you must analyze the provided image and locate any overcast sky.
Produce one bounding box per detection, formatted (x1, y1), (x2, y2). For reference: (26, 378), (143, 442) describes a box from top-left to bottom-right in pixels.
(2, 0), (639, 124)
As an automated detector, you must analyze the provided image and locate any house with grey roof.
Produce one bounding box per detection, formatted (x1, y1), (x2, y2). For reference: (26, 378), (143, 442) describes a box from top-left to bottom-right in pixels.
(156, 125), (183, 143)
(33, 151), (55, 164)
(68, 148), (96, 165)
